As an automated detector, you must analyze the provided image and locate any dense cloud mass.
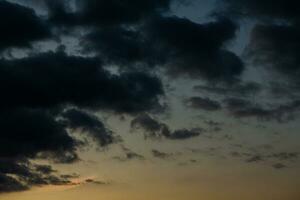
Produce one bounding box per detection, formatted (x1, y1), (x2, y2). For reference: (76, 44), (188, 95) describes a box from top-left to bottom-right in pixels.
(82, 26), (151, 66)
(0, 0), (51, 51)
(146, 16), (243, 82)
(25, 0), (244, 84)
(46, 0), (172, 26)
(0, 49), (164, 191)
(0, 0), (170, 192)
(0, 108), (76, 158)
(0, 51), (164, 113)
(83, 16), (244, 82)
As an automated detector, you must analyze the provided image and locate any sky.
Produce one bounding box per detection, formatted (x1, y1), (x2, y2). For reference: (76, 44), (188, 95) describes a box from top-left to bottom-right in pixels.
(0, 0), (300, 200)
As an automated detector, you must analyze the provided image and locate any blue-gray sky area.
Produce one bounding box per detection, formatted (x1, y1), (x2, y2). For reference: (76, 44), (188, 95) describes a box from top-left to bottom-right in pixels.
(0, 0), (300, 199)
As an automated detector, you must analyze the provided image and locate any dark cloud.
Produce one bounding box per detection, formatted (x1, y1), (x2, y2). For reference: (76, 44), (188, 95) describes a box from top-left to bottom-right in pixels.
(246, 155), (263, 163)
(0, 173), (28, 193)
(221, 0), (300, 91)
(272, 163), (286, 169)
(246, 24), (300, 84)
(221, 0), (300, 21)
(113, 146), (145, 162)
(131, 114), (202, 140)
(204, 120), (223, 132)
(43, 151), (80, 164)
(0, 0), (51, 51)
(0, 51), (164, 113)
(0, 49), (164, 191)
(131, 114), (170, 138)
(228, 143), (299, 168)
(185, 97), (222, 111)
(194, 82), (261, 97)
(44, 0), (79, 27)
(81, 26), (156, 67)
(269, 82), (300, 99)
(0, 158), (76, 193)
(85, 179), (107, 185)
(168, 129), (202, 140)
(152, 150), (173, 159)
(224, 98), (252, 111)
(44, 0), (172, 27)
(33, 0), (245, 83)
(230, 151), (242, 158)
(269, 152), (299, 161)
(82, 16), (244, 83)
(204, 120), (223, 127)
(60, 173), (80, 179)
(125, 152), (145, 160)
(0, 108), (76, 158)
(78, 0), (172, 26)
(146, 16), (244, 82)
(224, 98), (300, 122)
(230, 106), (280, 122)
(0, 0), (170, 189)
(0, 106), (81, 193)
(61, 109), (119, 147)
(34, 165), (57, 175)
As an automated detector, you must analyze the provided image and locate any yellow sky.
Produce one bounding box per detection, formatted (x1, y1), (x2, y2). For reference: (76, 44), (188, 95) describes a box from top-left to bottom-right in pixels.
(1, 155), (300, 200)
